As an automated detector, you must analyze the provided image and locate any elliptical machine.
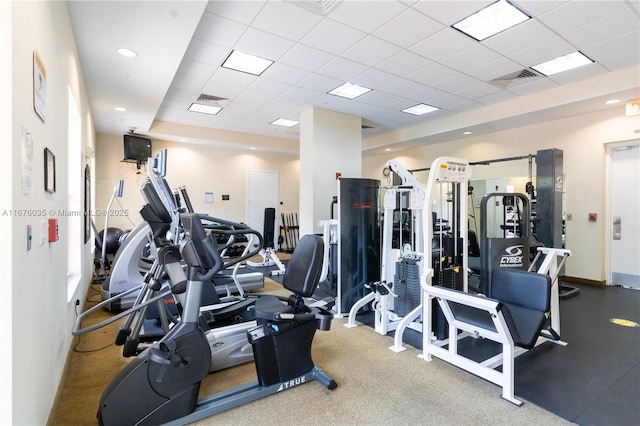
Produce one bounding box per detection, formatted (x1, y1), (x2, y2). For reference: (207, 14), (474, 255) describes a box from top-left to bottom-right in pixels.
(98, 212), (336, 425)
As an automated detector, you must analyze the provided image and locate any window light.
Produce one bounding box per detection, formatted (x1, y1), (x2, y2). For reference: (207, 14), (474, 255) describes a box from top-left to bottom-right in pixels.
(271, 118), (299, 127)
(188, 103), (222, 115)
(531, 51), (593, 76)
(222, 50), (273, 76)
(328, 82), (372, 99)
(401, 103), (440, 116)
(452, 0), (530, 41)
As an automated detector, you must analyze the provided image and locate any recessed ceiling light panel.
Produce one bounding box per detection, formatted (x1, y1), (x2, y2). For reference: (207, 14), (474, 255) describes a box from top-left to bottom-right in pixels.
(328, 82), (372, 99)
(401, 103), (440, 116)
(188, 103), (222, 115)
(531, 51), (593, 76)
(452, 0), (530, 41)
(222, 50), (273, 76)
(271, 118), (299, 127)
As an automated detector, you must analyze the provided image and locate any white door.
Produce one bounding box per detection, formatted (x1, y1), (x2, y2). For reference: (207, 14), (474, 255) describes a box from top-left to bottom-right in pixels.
(246, 170), (278, 247)
(608, 141), (640, 288)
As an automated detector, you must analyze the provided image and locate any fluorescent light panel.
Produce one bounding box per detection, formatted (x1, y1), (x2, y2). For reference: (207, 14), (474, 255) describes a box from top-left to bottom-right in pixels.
(328, 82), (372, 99)
(402, 103), (439, 116)
(222, 50), (273, 76)
(452, 0), (530, 41)
(531, 51), (593, 76)
(188, 103), (222, 115)
(271, 118), (299, 127)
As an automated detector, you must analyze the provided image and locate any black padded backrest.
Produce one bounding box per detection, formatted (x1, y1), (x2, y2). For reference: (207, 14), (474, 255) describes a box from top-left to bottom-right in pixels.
(141, 180), (172, 224)
(491, 269), (550, 312)
(282, 234), (324, 297)
(263, 208), (275, 249)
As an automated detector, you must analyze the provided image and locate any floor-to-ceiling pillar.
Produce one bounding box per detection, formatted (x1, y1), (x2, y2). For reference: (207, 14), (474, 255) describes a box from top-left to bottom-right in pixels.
(299, 106), (361, 236)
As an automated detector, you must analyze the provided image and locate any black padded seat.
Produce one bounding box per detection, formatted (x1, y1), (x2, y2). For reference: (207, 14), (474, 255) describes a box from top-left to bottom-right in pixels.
(491, 268), (551, 350)
(253, 234), (324, 322)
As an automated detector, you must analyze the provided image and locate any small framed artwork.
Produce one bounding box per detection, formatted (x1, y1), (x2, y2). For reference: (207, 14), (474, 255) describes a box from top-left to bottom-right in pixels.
(33, 51), (47, 122)
(44, 148), (56, 193)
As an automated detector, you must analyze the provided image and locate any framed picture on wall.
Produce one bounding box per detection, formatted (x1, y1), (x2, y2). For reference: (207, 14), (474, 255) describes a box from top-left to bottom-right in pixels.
(33, 51), (47, 122)
(44, 147), (56, 193)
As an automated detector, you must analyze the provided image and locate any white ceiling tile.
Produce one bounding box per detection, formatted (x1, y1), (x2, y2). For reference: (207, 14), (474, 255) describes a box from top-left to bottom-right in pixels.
(328, 0), (409, 33)
(183, 39), (230, 65)
(298, 73), (342, 93)
(300, 19), (367, 55)
(175, 59), (216, 81)
(161, 97), (191, 110)
(378, 77), (426, 97)
(483, 20), (557, 56)
(536, 0), (630, 33)
(409, 27), (476, 61)
(475, 89), (519, 106)
(413, 0), (493, 26)
(455, 82), (502, 100)
(313, 93), (351, 110)
(597, 49), (640, 70)
(247, 77), (290, 97)
(466, 57), (524, 81)
(278, 44), (334, 72)
(234, 27), (296, 60)
(506, 77), (559, 96)
(409, 85), (450, 102)
(436, 73), (483, 94)
(377, 50), (433, 77)
(317, 57), (370, 81)
(440, 44), (503, 73)
(251, 1), (322, 41)
(373, 8), (444, 48)
(515, 1), (569, 16)
(192, 12), (246, 48)
(261, 62), (310, 85)
(583, 30), (640, 66)
(351, 68), (401, 90)
(562, 10), (640, 49)
(547, 62), (608, 85)
(281, 85), (324, 102)
(164, 86), (197, 102)
(408, 62), (458, 86)
(201, 67), (255, 99)
(508, 37), (575, 67)
(342, 36), (403, 67)
(205, 1), (265, 25)
(169, 73), (204, 92)
(356, 90), (400, 106)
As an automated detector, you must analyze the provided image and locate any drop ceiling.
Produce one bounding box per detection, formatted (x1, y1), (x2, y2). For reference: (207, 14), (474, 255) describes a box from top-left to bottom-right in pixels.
(67, 0), (640, 156)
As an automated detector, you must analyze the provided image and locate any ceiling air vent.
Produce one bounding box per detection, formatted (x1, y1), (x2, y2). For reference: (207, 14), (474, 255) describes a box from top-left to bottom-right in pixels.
(196, 94), (229, 106)
(490, 69), (542, 88)
(286, 0), (341, 16)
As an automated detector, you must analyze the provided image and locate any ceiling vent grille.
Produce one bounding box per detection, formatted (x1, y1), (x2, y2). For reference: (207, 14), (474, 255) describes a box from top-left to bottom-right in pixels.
(286, 0), (341, 16)
(196, 93), (228, 104)
(490, 69), (542, 88)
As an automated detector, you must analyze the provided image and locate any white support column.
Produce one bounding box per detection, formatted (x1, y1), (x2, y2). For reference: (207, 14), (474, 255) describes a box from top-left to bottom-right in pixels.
(299, 107), (361, 236)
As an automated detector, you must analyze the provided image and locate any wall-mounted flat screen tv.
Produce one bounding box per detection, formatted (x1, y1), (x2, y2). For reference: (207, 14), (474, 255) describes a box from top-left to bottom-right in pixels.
(123, 134), (152, 164)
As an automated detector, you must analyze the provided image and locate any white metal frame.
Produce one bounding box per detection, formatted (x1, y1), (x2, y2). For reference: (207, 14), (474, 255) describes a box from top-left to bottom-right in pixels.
(390, 157), (472, 353)
(421, 284), (525, 406)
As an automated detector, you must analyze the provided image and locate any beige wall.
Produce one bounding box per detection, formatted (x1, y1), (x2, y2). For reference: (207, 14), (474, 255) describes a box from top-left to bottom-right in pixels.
(95, 134), (300, 233)
(7, 2), (95, 424)
(362, 107), (639, 282)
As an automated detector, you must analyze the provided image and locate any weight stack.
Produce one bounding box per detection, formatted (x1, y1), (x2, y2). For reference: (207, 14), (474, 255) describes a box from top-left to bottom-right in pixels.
(394, 258), (420, 318)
